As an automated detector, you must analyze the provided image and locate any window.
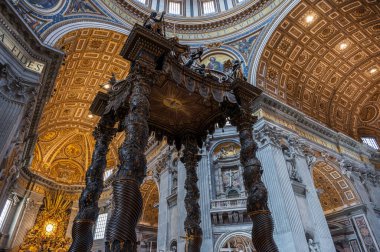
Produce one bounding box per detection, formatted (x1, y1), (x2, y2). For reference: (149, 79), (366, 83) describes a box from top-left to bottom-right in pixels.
(136, 0), (147, 4)
(169, 1), (181, 15)
(104, 169), (113, 181)
(0, 199), (12, 230)
(361, 137), (379, 150)
(94, 213), (108, 240)
(202, 1), (216, 15)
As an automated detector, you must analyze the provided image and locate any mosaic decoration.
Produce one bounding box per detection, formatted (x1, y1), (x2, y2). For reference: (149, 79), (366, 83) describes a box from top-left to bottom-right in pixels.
(352, 215), (380, 252)
(11, 0), (110, 35)
(213, 142), (240, 160)
(229, 32), (259, 61)
(25, 0), (60, 10)
(66, 0), (102, 15)
(200, 53), (234, 72)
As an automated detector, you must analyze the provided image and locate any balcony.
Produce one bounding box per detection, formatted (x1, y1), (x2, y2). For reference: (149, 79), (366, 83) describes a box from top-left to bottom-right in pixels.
(210, 198), (247, 212)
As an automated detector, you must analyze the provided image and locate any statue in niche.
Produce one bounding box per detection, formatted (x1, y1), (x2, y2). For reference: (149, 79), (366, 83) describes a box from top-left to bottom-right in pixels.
(143, 11), (166, 35)
(282, 146), (302, 183)
(232, 211), (239, 223)
(170, 158), (178, 193)
(308, 239), (320, 252)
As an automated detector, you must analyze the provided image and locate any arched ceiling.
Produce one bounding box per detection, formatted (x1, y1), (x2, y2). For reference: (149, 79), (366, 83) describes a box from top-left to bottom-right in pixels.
(30, 28), (130, 185)
(140, 179), (159, 227)
(256, 0), (380, 140)
(313, 162), (359, 213)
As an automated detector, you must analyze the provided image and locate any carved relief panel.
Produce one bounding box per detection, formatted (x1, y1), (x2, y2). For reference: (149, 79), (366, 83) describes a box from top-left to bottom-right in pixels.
(212, 142), (244, 199)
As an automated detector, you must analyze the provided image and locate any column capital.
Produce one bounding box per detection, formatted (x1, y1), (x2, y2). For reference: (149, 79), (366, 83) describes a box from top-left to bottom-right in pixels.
(0, 63), (37, 104)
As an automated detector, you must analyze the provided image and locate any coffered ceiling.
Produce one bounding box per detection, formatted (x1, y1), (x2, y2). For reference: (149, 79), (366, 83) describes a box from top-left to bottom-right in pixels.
(313, 162), (359, 213)
(257, 0), (380, 140)
(31, 29), (130, 185)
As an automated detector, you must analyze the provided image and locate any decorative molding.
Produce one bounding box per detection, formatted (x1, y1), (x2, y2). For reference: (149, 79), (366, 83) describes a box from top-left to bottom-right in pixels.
(0, 63), (37, 104)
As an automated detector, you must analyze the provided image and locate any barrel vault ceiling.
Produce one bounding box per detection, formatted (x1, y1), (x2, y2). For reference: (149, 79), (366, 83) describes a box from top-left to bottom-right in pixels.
(31, 29), (130, 185)
(257, 0), (380, 141)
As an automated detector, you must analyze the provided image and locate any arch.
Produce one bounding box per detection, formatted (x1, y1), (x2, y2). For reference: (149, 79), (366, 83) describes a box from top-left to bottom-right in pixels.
(311, 161), (360, 213)
(139, 179), (159, 227)
(248, 0), (300, 84)
(42, 21), (131, 46)
(208, 139), (241, 159)
(214, 231), (255, 252)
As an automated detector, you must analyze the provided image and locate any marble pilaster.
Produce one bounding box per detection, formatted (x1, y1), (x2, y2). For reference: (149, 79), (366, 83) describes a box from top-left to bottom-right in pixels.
(197, 151), (213, 252)
(255, 122), (308, 252)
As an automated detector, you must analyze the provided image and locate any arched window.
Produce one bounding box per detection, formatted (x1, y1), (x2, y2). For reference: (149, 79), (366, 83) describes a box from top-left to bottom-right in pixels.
(168, 1), (183, 15)
(201, 0), (216, 15)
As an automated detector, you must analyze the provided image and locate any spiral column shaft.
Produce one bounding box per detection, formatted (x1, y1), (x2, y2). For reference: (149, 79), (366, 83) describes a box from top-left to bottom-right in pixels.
(69, 113), (117, 252)
(105, 68), (151, 252)
(235, 113), (279, 252)
(181, 137), (203, 252)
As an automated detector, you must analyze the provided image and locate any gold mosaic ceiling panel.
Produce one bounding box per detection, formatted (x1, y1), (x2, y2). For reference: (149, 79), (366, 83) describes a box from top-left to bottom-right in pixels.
(31, 29), (130, 185)
(257, 0), (380, 139)
(313, 162), (359, 213)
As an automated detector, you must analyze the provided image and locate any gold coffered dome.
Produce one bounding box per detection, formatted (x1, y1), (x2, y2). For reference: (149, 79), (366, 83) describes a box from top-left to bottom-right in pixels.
(30, 29), (130, 185)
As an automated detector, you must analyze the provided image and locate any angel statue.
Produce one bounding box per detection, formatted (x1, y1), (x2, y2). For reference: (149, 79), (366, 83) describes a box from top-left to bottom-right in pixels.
(143, 11), (166, 35)
(184, 47), (203, 68)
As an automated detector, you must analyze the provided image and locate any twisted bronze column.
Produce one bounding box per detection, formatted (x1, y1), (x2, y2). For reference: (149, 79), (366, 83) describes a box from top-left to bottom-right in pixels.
(105, 68), (151, 252)
(69, 112), (117, 252)
(181, 137), (202, 252)
(233, 112), (279, 252)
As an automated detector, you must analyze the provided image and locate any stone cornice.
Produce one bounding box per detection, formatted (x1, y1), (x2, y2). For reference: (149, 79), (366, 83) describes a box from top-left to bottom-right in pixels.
(253, 94), (376, 157)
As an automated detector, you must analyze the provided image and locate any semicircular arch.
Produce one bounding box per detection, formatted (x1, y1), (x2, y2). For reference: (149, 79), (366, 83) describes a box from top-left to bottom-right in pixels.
(311, 161), (360, 213)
